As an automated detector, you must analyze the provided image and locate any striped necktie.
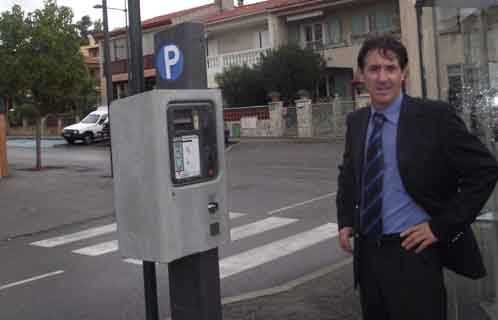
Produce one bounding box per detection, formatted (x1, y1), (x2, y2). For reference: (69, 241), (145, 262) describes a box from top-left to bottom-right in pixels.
(361, 112), (386, 237)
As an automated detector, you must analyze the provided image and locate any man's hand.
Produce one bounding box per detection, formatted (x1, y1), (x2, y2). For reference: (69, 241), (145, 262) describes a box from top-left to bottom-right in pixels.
(400, 222), (438, 253)
(339, 227), (353, 253)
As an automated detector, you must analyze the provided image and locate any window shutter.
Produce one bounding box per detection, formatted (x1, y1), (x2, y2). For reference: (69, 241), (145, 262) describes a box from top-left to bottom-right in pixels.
(352, 14), (366, 35)
(328, 17), (342, 44)
(374, 7), (392, 32)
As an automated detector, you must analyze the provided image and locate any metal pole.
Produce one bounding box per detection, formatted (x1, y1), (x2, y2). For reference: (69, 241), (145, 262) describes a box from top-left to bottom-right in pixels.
(102, 0), (114, 176)
(127, 1), (158, 319)
(124, 0), (131, 91)
(415, 1), (428, 99)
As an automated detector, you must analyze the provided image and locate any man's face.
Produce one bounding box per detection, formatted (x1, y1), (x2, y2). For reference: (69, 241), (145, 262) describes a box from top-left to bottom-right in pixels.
(360, 49), (407, 110)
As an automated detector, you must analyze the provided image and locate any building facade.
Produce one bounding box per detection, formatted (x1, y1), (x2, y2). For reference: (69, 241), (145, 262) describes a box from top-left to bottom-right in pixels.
(96, 0), (425, 105)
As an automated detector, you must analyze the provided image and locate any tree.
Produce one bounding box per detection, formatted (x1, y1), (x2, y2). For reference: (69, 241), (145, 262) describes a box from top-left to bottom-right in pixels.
(76, 15), (92, 45)
(215, 64), (267, 108)
(0, 1), (96, 169)
(0, 5), (31, 106)
(259, 45), (324, 103)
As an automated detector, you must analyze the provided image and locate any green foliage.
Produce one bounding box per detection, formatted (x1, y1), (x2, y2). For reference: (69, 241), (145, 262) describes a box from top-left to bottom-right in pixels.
(214, 45), (325, 107)
(215, 64), (267, 108)
(76, 15), (92, 45)
(0, 0), (96, 117)
(259, 45), (324, 103)
(0, 5), (31, 103)
(8, 103), (37, 125)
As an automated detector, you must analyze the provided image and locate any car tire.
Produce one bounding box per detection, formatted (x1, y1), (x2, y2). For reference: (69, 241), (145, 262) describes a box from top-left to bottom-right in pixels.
(83, 133), (94, 145)
(66, 139), (75, 145)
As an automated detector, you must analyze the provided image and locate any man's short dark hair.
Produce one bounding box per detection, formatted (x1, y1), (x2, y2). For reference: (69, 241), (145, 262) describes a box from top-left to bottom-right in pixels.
(357, 35), (408, 71)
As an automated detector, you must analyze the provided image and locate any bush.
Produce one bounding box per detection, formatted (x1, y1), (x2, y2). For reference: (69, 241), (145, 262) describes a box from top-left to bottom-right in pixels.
(215, 64), (267, 108)
(259, 45), (324, 103)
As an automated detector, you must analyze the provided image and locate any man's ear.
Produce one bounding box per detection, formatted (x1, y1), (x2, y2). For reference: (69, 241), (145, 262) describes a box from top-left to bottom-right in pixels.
(358, 70), (365, 82)
(401, 67), (408, 81)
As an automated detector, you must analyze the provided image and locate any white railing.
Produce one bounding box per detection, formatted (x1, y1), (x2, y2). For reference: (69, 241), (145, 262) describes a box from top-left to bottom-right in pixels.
(207, 47), (271, 71)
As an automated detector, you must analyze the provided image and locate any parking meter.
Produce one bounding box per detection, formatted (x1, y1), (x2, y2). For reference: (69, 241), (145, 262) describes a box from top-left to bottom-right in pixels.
(110, 89), (228, 263)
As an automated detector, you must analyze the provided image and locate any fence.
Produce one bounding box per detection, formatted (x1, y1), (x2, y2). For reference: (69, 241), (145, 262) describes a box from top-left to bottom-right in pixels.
(312, 99), (355, 138)
(7, 114), (80, 137)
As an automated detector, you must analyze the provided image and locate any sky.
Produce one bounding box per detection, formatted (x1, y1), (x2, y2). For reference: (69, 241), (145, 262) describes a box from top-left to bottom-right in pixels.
(1, 0), (264, 30)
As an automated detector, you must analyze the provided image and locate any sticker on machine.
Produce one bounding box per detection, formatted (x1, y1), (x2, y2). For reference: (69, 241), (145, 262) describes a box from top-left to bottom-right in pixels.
(173, 135), (201, 179)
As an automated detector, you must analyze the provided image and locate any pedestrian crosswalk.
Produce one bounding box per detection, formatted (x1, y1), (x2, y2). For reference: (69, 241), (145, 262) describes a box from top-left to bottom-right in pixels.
(30, 211), (339, 279)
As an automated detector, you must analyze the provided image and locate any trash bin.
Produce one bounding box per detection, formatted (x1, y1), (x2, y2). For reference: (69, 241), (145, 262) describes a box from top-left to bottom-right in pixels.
(232, 123), (241, 138)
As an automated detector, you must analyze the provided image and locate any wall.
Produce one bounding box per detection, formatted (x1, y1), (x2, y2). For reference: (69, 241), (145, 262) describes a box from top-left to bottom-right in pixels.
(215, 25), (269, 54)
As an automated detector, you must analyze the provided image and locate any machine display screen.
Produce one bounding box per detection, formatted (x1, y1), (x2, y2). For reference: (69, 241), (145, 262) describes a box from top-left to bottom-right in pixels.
(167, 101), (218, 186)
(173, 135), (201, 179)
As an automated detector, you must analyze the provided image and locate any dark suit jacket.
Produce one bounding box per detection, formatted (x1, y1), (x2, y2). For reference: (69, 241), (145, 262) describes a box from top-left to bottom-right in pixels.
(336, 95), (498, 284)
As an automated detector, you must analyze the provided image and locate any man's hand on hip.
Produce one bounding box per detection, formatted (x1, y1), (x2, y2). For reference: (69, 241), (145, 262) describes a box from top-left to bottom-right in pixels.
(339, 227), (353, 253)
(400, 222), (438, 253)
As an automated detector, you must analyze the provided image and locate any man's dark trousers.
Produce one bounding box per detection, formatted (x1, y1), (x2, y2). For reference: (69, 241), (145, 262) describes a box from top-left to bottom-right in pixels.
(359, 236), (446, 320)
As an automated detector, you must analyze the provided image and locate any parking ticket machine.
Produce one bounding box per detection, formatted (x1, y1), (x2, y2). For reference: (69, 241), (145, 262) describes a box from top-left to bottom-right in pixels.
(110, 89), (228, 263)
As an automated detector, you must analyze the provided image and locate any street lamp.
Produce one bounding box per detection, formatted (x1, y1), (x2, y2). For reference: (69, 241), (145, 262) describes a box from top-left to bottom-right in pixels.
(93, 0), (115, 177)
(93, 1), (130, 96)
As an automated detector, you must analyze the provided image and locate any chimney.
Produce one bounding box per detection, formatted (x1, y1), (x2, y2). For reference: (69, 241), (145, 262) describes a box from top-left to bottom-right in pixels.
(215, 0), (234, 10)
(238, 0), (244, 6)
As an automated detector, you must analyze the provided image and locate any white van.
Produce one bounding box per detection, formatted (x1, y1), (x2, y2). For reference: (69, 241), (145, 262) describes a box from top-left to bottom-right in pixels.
(62, 107), (109, 144)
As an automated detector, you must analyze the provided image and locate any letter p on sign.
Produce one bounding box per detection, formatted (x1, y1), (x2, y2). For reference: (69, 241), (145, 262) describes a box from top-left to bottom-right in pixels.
(156, 44), (184, 81)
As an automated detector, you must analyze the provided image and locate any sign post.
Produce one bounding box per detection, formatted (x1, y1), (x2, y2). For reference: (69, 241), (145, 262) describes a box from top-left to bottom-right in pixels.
(0, 97), (8, 178)
(153, 22), (223, 320)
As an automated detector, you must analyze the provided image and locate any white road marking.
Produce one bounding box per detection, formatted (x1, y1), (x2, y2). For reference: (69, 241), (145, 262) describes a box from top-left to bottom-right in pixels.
(124, 258), (142, 265)
(32, 213), (244, 249)
(230, 217), (297, 241)
(77, 215), (283, 257)
(219, 223), (338, 279)
(30, 224), (117, 248)
(266, 165), (331, 171)
(267, 192), (337, 215)
(229, 212), (247, 219)
(124, 223), (339, 275)
(0, 270), (64, 291)
(72, 240), (118, 256)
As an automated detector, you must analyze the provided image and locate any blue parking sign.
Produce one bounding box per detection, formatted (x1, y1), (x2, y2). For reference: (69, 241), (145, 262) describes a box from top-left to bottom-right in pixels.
(156, 44), (184, 81)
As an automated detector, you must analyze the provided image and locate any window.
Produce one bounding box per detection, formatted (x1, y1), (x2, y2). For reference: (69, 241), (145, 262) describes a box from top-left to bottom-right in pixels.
(375, 8), (392, 33)
(351, 6), (396, 37)
(447, 64), (463, 109)
(352, 14), (368, 36)
(112, 38), (127, 61)
(303, 23), (324, 49)
(327, 17), (342, 45)
(142, 33), (154, 55)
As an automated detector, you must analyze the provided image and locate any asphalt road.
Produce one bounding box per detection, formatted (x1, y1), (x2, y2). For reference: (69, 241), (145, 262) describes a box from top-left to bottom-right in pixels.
(1, 139), (350, 319)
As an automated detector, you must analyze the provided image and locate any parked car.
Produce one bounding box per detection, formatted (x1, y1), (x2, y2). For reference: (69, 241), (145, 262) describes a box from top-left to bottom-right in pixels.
(62, 107), (109, 144)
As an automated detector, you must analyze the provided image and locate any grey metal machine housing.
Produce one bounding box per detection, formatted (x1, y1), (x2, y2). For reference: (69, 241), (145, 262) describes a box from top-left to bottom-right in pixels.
(111, 89), (228, 263)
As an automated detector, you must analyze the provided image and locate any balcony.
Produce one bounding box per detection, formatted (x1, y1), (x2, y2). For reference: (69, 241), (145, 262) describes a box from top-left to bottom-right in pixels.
(206, 47), (271, 88)
(111, 54), (156, 76)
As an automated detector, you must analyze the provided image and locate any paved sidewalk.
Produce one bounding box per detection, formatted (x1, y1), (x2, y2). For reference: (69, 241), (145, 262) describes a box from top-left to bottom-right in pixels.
(223, 259), (362, 320)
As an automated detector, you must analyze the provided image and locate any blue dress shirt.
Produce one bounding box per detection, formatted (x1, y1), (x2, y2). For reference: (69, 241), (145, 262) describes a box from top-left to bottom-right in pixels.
(365, 92), (431, 234)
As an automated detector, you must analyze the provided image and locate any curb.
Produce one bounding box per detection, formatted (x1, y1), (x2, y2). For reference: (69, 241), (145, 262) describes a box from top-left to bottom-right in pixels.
(221, 257), (353, 305)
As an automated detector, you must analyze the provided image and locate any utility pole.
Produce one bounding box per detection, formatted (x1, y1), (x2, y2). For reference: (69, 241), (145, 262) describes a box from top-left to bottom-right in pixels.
(0, 97), (7, 178)
(126, 1), (159, 320)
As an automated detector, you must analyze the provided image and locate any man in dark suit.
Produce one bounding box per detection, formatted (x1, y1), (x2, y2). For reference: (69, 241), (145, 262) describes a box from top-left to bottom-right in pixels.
(336, 35), (498, 319)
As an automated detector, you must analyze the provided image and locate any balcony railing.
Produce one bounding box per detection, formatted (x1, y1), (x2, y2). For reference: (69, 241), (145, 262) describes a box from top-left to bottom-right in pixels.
(111, 54), (156, 75)
(207, 48), (271, 71)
